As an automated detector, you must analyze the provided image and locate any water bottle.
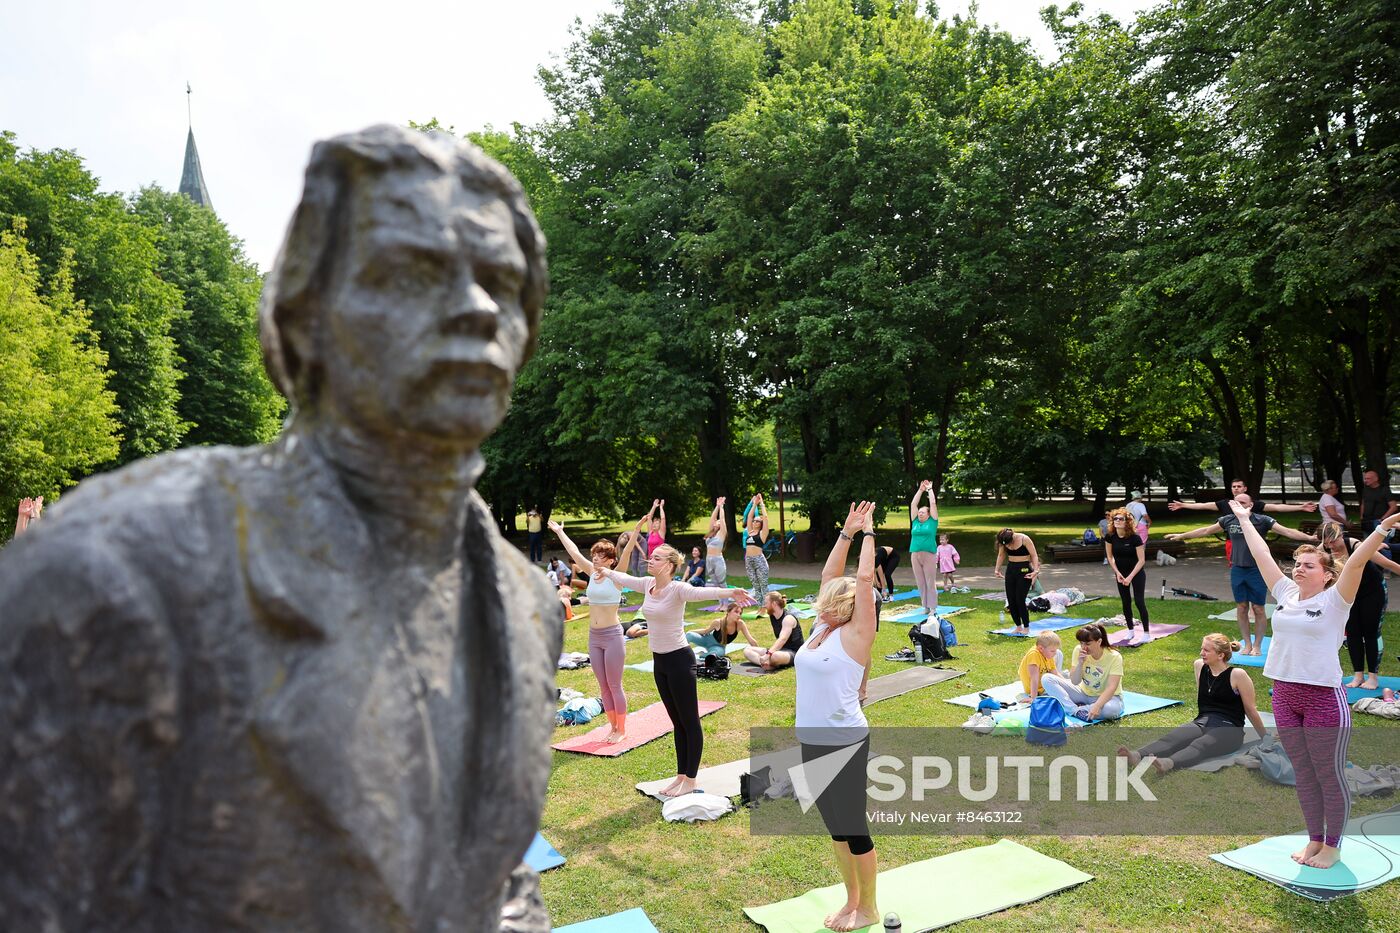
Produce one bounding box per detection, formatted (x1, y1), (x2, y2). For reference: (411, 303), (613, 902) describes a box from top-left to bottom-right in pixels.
(998, 609), (1006, 625)
(914, 640), (924, 664)
(1161, 577), (1167, 600)
(883, 914), (902, 932)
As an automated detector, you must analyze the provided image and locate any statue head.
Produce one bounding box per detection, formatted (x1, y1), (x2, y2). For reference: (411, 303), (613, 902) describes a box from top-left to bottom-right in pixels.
(260, 125), (547, 447)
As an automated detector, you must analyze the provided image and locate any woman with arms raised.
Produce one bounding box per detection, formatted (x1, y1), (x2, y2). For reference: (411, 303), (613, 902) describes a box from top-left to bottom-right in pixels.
(796, 501), (880, 931)
(1230, 501), (1400, 868)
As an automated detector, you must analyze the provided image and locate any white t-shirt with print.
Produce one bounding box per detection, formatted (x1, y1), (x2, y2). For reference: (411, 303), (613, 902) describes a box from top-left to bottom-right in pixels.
(1263, 577), (1351, 687)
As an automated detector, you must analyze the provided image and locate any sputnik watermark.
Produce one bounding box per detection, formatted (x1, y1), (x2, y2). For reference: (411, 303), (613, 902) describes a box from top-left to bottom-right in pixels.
(866, 754), (1157, 802)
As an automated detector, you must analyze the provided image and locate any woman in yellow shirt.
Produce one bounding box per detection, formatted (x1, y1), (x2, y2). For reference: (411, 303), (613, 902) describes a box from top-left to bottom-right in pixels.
(1040, 623), (1124, 720)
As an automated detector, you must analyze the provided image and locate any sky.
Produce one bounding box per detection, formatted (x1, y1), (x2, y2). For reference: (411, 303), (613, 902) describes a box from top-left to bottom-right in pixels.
(2, 1), (1149, 272)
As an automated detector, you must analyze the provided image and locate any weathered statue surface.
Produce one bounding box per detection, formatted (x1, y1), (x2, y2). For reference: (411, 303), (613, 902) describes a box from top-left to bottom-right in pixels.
(0, 125), (562, 932)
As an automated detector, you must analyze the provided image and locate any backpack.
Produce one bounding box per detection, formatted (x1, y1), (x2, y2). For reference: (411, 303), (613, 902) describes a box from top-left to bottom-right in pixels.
(697, 654), (731, 681)
(1026, 696), (1067, 747)
(908, 621), (952, 662)
(1027, 596), (1052, 613)
(939, 617), (959, 647)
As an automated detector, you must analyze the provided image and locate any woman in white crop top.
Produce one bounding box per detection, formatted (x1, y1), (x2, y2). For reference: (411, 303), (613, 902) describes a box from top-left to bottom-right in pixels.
(604, 543), (753, 798)
(795, 501), (879, 932)
(551, 521), (641, 743)
(1230, 501), (1400, 870)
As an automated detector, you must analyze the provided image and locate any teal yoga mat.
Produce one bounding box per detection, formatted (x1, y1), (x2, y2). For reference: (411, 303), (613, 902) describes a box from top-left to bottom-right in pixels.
(980, 691), (1181, 728)
(991, 616), (1092, 636)
(555, 908), (660, 933)
(1344, 675), (1400, 704)
(882, 606), (970, 625)
(523, 833), (565, 872)
(1211, 807), (1400, 901)
(1230, 637), (1271, 668)
(744, 839), (1092, 932)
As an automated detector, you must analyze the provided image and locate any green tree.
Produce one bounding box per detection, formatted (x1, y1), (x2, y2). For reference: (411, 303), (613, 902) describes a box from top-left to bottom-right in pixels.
(132, 187), (284, 446)
(0, 228), (121, 541)
(0, 132), (187, 463)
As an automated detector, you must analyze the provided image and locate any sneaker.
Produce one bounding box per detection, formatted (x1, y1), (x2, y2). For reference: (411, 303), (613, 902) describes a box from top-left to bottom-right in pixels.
(884, 647), (916, 661)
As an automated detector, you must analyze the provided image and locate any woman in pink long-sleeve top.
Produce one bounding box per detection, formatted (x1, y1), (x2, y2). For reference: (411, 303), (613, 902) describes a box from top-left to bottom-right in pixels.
(604, 545), (754, 797)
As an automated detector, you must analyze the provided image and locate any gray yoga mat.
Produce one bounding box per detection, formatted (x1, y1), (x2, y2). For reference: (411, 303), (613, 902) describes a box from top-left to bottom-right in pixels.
(863, 666), (964, 706)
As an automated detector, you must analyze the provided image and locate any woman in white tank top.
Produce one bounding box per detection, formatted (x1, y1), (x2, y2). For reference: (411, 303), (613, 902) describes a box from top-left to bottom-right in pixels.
(795, 501), (879, 932)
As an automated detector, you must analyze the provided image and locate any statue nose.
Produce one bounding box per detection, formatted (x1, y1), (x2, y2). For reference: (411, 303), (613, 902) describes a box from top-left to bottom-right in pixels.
(445, 282), (499, 339)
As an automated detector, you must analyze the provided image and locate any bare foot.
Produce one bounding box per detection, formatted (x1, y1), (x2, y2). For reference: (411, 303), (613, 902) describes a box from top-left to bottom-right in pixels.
(604, 730), (624, 744)
(823, 905), (856, 930)
(1117, 745), (1141, 767)
(670, 777), (697, 797)
(834, 905), (879, 931)
(657, 777), (684, 798)
(1347, 674), (1365, 688)
(1303, 845), (1342, 869)
(1292, 840), (1323, 864)
(1363, 675), (1380, 691)
(1151, 757), (1174, 774)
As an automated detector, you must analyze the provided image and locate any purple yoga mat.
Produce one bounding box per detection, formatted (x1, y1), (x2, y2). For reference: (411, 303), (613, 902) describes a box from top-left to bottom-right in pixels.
(1107, 623), (1188, 647)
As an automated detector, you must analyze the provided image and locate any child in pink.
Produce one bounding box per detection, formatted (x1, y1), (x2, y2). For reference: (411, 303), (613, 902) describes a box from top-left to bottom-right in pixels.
(936, 534), (960, 588)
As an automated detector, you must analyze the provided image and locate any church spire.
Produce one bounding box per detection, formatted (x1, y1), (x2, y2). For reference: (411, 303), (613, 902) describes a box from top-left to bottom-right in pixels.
(179, 82), (213, 210)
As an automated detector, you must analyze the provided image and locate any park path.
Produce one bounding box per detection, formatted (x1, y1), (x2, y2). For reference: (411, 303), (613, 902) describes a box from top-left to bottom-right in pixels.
(743, 555), (1234, 601)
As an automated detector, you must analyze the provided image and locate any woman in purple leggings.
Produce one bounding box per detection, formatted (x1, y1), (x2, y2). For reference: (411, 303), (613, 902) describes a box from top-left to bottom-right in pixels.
(1230, 501), (1400, 869)
(550, 521), (641, 744)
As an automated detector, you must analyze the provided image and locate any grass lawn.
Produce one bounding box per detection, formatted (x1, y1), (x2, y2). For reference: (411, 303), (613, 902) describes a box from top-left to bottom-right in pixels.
(533, 500), (1312, 568)
(542, 580), (1400, 932)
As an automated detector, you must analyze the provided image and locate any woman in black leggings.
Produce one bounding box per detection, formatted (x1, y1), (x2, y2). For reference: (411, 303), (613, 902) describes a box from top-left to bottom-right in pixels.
(872, 545), (900, 600)
(1104, 507), (1150, 638)
(994, 528), (1040, 635)
(1319, 522), (1400, 690)
(1119, 633), (1269, 772)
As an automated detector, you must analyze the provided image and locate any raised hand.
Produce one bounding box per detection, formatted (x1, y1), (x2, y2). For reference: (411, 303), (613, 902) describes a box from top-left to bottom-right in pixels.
(547, 519), (564, 534)
(861, 504), (875, 535)
(731, 589), (758, 608)
(717, 496), (726, 507)
(1167, 501), (1184, 511)
(1226, 499), (1251, 520)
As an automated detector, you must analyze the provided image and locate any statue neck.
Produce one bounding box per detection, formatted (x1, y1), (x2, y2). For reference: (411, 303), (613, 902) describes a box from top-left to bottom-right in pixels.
(296, 414), (485, 568)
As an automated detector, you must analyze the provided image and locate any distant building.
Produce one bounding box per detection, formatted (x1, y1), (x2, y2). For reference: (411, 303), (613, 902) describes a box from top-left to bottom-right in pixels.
(179, 84), (212, 209)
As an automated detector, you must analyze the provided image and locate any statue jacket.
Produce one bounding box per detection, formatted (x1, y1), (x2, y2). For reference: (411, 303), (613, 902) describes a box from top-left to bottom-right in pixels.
(0, 438), (562, 931)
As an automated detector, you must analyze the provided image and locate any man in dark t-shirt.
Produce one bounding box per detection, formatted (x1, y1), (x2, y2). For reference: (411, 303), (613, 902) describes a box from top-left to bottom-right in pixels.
(1168, 478), (1316, 517)
(1361, 470), (1398, 533)
(1168, 495), (1318, 657)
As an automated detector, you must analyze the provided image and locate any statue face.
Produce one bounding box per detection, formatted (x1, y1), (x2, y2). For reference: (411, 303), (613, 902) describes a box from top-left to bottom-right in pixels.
(320, 170), (530, 445)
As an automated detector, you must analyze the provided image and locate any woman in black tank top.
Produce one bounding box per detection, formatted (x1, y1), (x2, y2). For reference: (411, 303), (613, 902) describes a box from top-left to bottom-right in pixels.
(1118, 634), (1269, 773)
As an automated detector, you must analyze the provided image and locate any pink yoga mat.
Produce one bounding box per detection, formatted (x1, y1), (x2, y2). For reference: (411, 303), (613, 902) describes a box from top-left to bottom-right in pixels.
(1108, 624), (1188, 647)
(551, 700), (726, 757)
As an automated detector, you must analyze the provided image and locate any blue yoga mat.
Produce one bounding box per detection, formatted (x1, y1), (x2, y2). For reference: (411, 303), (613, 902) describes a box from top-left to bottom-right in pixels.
(887, 589), (922, 602)
(1230, 637), (1272, 668)
(883, 606), (968, 625)
(992, 691), (1181, 728)
(991, 616), (1092, 636)
(524, 833), (565, 872)
(1211, 807), (1400, 901)
(556, 908), (661, 933)
(1344, 675), (1400, 704)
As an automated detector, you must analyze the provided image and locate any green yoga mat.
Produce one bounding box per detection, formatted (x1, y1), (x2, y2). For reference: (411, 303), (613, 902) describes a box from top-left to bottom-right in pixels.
(743, 839), (1092, 932)
(1211, 807), (1400, 901)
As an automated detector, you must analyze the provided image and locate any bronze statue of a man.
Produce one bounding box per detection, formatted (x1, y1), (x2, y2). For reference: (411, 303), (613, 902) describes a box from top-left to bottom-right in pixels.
(0, 125), (562, 932)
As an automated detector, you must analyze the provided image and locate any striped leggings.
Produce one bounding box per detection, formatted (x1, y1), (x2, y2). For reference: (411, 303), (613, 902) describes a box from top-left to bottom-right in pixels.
(1272, 680), (1351, 848)
(745, 552), (769, 601)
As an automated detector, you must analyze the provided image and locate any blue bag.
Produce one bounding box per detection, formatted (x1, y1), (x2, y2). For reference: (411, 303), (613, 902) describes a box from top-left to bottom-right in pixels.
(1026, 696), (1067, 747)
(939, 618), (959, 647)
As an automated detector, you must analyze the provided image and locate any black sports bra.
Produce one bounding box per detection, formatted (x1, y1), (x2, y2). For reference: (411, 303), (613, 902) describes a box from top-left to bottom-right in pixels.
(1004, 538), (1029, 557)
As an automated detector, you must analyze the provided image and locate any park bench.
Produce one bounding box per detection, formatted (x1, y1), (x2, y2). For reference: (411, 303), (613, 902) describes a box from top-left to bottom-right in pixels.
(1046, 538), (1186, 564)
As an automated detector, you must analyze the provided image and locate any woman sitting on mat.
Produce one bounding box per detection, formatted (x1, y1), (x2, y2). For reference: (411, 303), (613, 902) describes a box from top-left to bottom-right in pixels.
(687, 604), (759, 658)
(603, 544), (754, 798)
(681, 546), (707, 586)
(1041, 623), (1124, 721)
(1104, 507), (1150, 637)
(797, 501), (879, 932)
(1230, 501), (1400, 869)
(993, 528), (1040, 636)
(1119, 633), (1269, 773)
(549, 521), (638, 743)
(744, 591), (806, 671)
(1018, 632), (1063, 700)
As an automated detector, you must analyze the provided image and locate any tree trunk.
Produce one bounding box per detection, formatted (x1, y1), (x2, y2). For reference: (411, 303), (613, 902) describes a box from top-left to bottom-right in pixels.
(897, 402), (916, 482)
(932, 381), (957, 494)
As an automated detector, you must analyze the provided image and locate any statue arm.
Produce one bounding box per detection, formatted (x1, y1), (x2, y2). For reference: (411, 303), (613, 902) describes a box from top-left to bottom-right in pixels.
(0, 536), (178, 928)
